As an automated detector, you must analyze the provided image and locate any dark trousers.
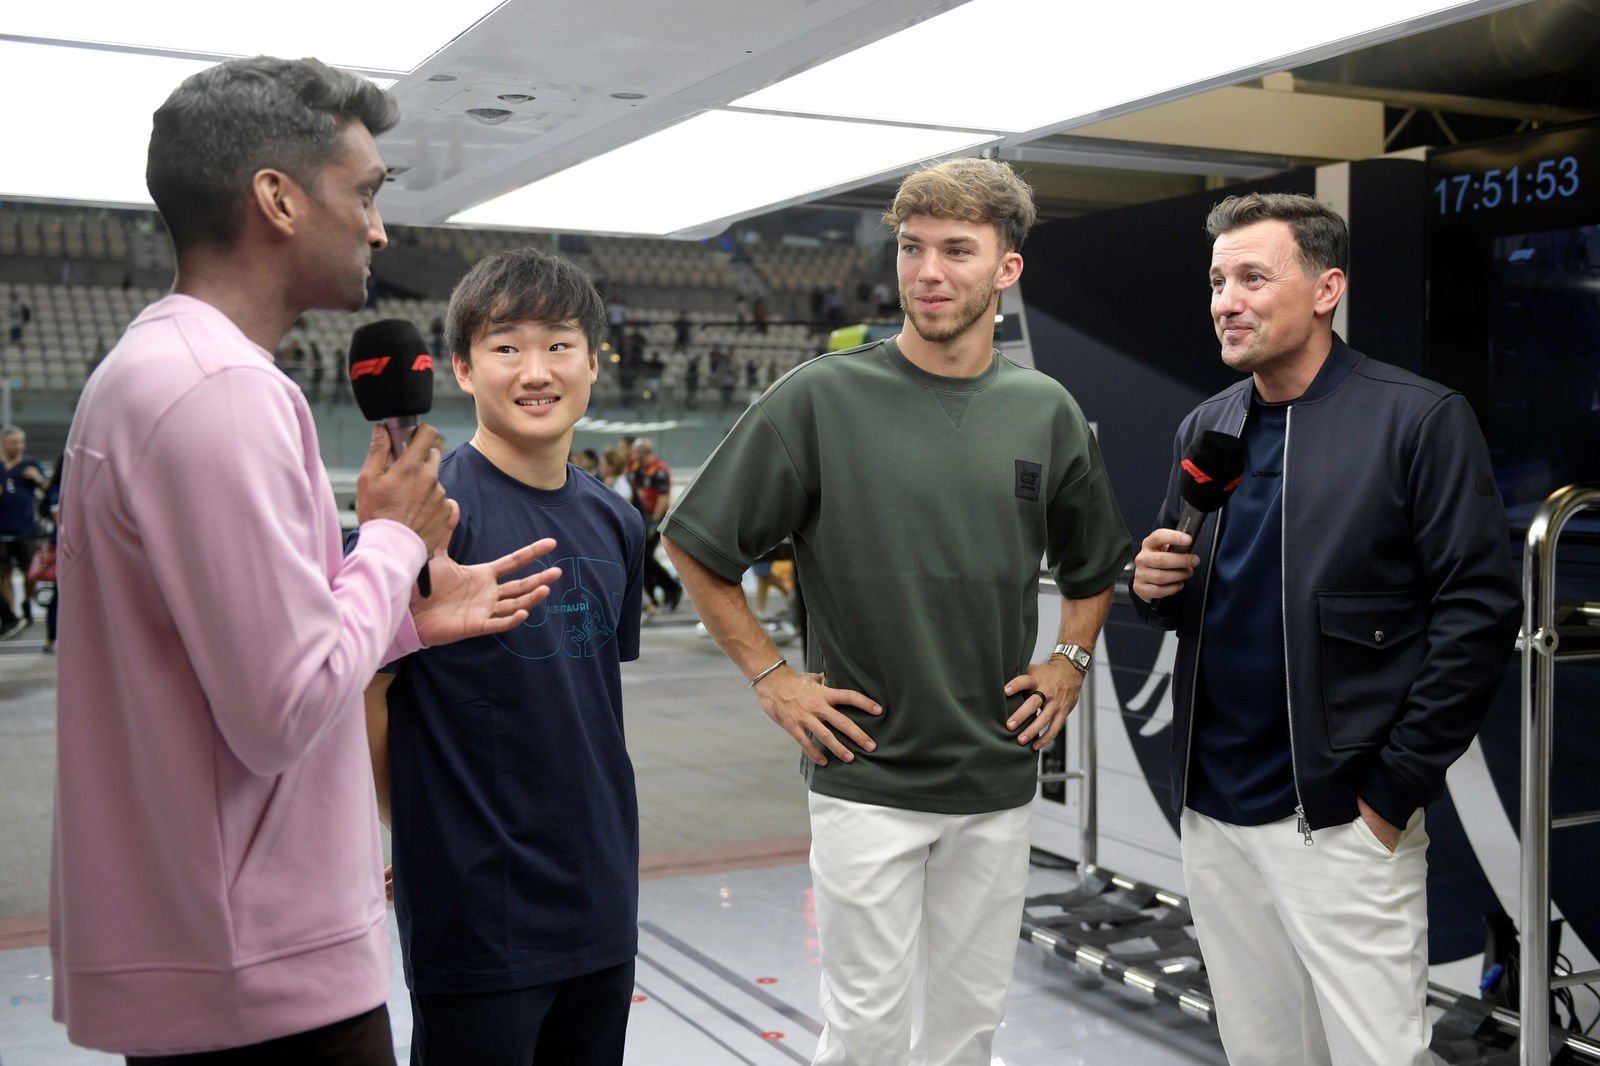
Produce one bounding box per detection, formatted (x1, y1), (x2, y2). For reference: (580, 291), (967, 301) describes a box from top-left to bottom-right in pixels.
(409, 959), (635, 1066)
(641, 531), (680, 608)
(126, 1005), (394, 1066)
(0, 537), (23, 627)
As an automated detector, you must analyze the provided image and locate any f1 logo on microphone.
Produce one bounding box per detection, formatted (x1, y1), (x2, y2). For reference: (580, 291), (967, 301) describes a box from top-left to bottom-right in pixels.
(412, 354), (434, 371)
(1182, 458), (1241, 493)
(349, 356), (390, 379)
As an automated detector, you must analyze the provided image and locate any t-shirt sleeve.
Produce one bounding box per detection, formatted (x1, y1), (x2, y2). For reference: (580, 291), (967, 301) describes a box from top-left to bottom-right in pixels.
(619, 509), (645, 661)
(658, 403), (809, 583)
(1046, 404), (1133, 598)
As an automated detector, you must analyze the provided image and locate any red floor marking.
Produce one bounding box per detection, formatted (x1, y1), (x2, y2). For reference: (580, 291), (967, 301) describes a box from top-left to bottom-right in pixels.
(638, 836), (811, 880)
(760, 1032), (785, 1041)
(0, 915), (48, 952)
(755, 977), (778, 984)
(631, 994), (648, 1003)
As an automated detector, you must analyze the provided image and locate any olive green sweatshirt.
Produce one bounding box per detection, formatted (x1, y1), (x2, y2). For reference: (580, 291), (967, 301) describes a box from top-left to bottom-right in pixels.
(661, 338), (1131, 814)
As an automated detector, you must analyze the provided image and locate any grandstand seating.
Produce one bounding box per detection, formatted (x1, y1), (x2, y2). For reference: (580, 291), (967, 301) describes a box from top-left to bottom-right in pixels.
(0, 282), (828, 406)
(398, 225), (554, 264)
(1, 204), (896, 410)
(580, 236), (741, 291)
(0, 209), (129, 262)
(750, 242), (875, 296)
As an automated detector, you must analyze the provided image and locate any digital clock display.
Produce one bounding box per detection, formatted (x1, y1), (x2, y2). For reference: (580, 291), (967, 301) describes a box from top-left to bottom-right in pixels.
(1425, 119), (1600, 521)
(1433, 156), (1580, 214)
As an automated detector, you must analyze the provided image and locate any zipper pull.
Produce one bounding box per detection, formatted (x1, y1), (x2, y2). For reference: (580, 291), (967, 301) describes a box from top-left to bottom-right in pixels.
(1295, 805), (1314, 846)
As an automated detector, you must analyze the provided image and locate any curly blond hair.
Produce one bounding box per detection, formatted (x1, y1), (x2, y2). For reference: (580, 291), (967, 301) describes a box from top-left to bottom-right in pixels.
(883, 158), (1037, 252)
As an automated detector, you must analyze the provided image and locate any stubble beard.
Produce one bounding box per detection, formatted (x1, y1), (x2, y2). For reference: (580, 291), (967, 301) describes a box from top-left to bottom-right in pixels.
(1217, 322), (1264, 374)
(901, 275), (998, 345)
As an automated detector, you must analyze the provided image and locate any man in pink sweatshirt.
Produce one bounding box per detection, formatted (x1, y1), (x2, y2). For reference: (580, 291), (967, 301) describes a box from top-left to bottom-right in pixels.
(51, 56), (559, 1064)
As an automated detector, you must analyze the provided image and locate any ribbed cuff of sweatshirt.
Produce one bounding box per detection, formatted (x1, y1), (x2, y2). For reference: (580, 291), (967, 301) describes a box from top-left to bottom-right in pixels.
(358, 518), (427, 657)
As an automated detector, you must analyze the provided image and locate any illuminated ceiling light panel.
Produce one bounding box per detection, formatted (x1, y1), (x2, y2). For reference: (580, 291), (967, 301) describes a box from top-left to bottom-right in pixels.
(734, 0), (1531, 133)
(451, 110), (995, 236)
(0, 43), (214, 206)
(0, 42), (392, 207)
(3, 0), (503, 73)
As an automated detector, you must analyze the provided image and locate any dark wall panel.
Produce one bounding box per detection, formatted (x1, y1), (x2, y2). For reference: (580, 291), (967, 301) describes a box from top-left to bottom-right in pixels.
(1347, 158), (1429, 374)
(1021, 172), (1312, 535)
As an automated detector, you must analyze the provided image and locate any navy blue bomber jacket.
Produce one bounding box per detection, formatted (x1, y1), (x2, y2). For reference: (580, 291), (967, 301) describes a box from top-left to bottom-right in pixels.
(1132, 337), (1522, 834)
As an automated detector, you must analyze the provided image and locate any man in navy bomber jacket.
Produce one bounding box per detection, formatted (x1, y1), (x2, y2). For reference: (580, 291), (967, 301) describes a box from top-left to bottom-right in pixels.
(1131, 191), (1520, 1066)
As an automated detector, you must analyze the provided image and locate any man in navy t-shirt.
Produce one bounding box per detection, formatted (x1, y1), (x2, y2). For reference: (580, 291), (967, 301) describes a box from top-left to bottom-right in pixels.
(365, 249), (644, 1066)
(0, 426), (44, 637)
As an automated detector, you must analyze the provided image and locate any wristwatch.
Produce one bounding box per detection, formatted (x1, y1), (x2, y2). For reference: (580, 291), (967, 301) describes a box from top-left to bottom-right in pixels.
(1052, 643), (1091, 674)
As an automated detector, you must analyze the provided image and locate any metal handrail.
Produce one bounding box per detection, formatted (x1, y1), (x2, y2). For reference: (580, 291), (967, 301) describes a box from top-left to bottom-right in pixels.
(1080, 658), (1098, 871)
(1521, 483), (1600, 1065)
(1036, 573), (1106, 872)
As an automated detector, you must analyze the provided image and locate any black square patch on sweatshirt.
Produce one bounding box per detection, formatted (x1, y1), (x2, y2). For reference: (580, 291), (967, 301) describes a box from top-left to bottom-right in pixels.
(1015, 460), (1041, 501)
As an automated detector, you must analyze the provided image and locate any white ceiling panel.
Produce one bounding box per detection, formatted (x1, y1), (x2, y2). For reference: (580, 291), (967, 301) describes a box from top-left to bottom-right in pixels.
(2, 0), (504, 72)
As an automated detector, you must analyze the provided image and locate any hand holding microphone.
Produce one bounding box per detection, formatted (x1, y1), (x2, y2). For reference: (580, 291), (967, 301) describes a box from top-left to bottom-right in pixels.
(354, 422), (449, 551)
(1132, 430), (1245, 603)
(349, 319), (440, 596)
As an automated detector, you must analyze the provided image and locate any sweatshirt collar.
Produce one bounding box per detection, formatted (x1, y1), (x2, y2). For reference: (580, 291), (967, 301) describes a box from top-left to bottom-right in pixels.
(884, 336), (1001, 393)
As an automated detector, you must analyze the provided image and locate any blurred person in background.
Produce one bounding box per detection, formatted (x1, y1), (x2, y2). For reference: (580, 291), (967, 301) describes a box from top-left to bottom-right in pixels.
(629, 438), (681, 611)
(0, 425), (45, 636)
(40, 455), (63, 654)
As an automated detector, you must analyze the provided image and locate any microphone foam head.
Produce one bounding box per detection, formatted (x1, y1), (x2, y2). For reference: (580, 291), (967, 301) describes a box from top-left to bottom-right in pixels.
(348, 319), (434, 422)
(1178, 430), (1246, 513)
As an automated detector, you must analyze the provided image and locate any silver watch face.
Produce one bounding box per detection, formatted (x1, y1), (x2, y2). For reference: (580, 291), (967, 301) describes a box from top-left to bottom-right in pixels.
(1056, 644), (1090, 671)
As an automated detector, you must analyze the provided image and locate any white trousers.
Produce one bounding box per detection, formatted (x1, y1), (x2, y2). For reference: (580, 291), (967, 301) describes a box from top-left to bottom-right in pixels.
(1181, 806), (1434, 1066)
(807, 792), (1032, 1066)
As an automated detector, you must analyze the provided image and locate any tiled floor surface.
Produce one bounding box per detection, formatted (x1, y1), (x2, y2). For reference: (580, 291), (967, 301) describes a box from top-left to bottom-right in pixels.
(0, 862), (1227, 1066)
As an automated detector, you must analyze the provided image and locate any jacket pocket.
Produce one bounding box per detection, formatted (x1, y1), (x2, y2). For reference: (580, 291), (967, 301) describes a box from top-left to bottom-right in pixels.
(1317, 591), (1427, 752)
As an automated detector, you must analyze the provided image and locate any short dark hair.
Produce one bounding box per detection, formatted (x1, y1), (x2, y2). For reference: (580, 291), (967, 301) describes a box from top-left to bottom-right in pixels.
(446, 248), (607, 364)
(147, 56), (399, 251)
(1204, 193), (1349, 275)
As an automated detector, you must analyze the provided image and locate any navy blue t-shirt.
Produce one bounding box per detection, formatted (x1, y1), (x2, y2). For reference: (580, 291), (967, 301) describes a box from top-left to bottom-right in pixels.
(1186, 396), (1298, 826)
(0, 458), (42, 538)
(387, 444), (646, 994)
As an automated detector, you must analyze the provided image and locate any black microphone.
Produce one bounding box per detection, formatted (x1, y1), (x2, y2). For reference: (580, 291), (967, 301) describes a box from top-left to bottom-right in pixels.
(348, 319), (436, 597)
(1174, 430), (1245, 541)
(349, 319), (435, 459)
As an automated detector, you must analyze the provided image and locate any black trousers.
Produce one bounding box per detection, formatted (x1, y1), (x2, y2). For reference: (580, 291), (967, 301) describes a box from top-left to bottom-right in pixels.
(409, 959), (635, 1066)
(126, 1005), (394, 1066)
(641, 531), (680, 607)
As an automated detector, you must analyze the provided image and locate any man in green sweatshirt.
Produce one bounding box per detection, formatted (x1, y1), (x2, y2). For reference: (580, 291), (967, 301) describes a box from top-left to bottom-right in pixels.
(662, 157), (1131, 1065)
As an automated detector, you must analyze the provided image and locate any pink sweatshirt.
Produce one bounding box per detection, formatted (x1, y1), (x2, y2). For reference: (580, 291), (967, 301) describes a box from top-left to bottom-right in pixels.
(50, 295), (426, 1055)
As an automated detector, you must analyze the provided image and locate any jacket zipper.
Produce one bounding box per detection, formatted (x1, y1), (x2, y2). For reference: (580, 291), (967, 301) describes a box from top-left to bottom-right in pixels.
(1179, 409), (1249, 812)
(1282, 406), (1313, 846)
